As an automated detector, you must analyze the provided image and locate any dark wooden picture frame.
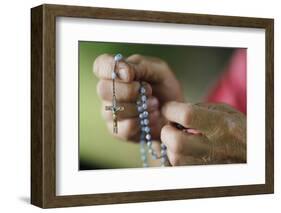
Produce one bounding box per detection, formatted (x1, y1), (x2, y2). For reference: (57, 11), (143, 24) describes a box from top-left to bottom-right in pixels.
(31, 4), (274, 208)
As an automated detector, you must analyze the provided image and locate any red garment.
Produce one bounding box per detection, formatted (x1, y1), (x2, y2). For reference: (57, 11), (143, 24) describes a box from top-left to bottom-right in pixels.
(207, 49), (247, 114)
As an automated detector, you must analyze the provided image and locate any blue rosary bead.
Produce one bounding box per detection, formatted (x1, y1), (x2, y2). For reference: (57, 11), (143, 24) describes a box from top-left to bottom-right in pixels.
(160, 157), (166, 165)
(152, 154), (158, 160)
(141, 95), (147, 102)
(142, 111), (149, 118)
(143, 119), (149, 125)
(144, 126), (150, 133)
(137, 80), (167, 167)
(145, 134), (151, 141)
(142, 103), (148, 110)
(114, 53), (123, 61)
(140, 87), (146, 94)
(137, 106), (143, 113)
(161, 143), (167, 150)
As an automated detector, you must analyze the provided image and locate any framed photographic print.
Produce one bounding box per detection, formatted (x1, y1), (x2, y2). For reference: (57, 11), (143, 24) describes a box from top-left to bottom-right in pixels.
(31, 4), (274, 208)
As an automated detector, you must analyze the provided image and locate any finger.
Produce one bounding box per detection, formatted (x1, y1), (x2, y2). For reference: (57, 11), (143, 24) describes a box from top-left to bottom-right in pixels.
(166, 150), (182, 166)
(161, 101), (224, 133)
(94, 53), (170, 84)
(93, 54), (135, 82)
(126, 54), (169, 83)
(107, 118), (140, 142)
(97, 80), (152, 102)
(106, 110), (161, 142)
(102, 97), (159, 120)
(167, 150), (208, 166)
(161, 125), (211, 158)
(166, 150), (201, 166)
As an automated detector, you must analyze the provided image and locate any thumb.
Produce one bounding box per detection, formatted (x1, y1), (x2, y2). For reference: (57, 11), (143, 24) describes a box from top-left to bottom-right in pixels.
(161, 101), (225, 134)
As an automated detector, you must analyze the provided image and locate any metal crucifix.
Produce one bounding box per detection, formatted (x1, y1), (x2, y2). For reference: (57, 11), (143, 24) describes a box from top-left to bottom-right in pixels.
(105, 54), (124, 134)
(105, 98), (124, 134)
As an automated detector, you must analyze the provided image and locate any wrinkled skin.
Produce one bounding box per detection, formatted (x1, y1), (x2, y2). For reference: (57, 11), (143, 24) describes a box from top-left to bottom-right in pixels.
(161, 102), (246, 165)
(93, 54), (246, 165)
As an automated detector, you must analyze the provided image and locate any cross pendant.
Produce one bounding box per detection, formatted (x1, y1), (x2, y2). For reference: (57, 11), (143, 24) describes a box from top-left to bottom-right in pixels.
(105, 53), (124, 134)
(105, 104), (124, 134)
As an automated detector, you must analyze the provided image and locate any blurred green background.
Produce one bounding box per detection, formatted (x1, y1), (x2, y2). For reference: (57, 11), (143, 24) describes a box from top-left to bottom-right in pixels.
(79, 41), (234, 170)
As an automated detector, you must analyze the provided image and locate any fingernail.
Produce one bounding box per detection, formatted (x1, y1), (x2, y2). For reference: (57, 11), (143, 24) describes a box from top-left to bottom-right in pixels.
(185, 128), (202, 135)
(118, 69), (128, 80)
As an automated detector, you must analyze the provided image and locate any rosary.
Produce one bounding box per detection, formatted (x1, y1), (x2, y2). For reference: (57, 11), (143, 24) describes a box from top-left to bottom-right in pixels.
(105, 54), (167, 167)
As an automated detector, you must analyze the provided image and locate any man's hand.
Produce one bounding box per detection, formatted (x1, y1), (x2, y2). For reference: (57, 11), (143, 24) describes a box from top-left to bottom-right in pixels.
(161, 102), (246, 165)
(93, 54), (184, 141)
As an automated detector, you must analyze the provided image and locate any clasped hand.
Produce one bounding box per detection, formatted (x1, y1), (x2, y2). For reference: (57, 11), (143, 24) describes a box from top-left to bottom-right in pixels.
(93, 54), (246, 165)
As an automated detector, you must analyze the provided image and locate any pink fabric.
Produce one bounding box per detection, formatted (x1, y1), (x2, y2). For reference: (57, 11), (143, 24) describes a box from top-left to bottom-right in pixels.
(207, 49), (247, 114)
